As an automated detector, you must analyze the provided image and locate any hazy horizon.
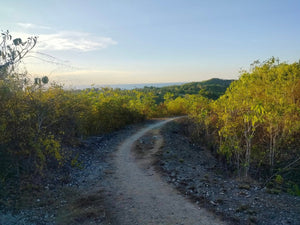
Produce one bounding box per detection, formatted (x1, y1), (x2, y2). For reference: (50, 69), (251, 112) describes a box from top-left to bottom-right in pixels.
(72, 81), (186, 90)
(1, 0), (299, 86)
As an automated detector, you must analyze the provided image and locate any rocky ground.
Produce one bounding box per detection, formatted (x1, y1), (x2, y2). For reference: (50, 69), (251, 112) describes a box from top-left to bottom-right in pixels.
(0, 122), (148, 225)
(1, 118), (299, 225)
(152, 118), (300, 225)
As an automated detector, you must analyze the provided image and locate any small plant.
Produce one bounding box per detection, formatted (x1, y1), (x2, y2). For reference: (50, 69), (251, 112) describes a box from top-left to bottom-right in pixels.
(275, 174), (284, 185)
(71, 154), (83, 169)
(288, 184), (300, 196)
(266, 188), (281, 195)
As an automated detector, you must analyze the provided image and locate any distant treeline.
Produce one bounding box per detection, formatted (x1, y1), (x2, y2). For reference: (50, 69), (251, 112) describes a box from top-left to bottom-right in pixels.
(134, 78), (234, 103)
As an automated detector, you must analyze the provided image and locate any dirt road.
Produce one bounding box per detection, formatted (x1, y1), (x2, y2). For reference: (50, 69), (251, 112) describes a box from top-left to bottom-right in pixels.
(104, 118), (225, 225)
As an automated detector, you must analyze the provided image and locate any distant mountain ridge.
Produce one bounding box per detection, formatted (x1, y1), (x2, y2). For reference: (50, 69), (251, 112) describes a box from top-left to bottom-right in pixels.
(135, 78), (235, 102)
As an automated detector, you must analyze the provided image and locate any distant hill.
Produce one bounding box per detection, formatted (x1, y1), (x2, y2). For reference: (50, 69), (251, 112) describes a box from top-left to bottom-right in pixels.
(135, 78), (235, 103)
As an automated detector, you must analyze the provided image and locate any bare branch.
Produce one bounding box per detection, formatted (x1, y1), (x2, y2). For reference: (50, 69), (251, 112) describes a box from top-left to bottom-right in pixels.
(0, 30), (37, 72)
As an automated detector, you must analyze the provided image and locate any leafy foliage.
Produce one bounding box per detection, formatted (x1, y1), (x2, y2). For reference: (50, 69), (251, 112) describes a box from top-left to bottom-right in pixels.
(189, 58), (300, 183)
(0, 74), (173, 194)
(1, 32), (298, 198)
(0, 32), (161, 193)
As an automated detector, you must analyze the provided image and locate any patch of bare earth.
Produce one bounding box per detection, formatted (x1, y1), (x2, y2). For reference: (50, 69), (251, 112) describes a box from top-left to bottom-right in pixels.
(103, 118), (225, 225)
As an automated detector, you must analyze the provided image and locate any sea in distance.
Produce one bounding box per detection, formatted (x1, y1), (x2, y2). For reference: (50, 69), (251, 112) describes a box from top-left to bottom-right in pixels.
(76, 82), (185, 90)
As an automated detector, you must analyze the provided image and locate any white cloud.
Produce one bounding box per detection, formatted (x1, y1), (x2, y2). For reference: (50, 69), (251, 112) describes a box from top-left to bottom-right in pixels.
(37, 31), (117, 51)
(17, 23), (51, 30)
(13, 30), (117, 52)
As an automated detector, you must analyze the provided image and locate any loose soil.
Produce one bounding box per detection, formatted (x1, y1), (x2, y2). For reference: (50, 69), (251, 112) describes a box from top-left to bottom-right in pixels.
(103, 118), (224, 225)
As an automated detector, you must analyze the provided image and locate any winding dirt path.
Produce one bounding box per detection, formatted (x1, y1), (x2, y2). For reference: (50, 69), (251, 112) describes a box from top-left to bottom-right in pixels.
(105, 118), (225, 225)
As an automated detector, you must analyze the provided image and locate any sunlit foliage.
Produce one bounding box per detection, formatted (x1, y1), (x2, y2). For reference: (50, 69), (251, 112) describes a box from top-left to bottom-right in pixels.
(2, 33), (299, 197)
(135, 78), (233, 103)
(0, 77), (164, 184)
(189, 58), (300, 181)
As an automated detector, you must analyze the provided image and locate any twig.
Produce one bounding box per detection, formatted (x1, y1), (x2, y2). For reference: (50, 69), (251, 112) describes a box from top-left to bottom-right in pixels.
(261, 156), (300, 189)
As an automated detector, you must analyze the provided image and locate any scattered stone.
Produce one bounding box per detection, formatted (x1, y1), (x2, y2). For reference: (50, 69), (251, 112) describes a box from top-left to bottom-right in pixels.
(156, 119), (300, 225)
(238, 184), (251, 190)
(236, 204), (250, 213)
(210, 200), (217, 206)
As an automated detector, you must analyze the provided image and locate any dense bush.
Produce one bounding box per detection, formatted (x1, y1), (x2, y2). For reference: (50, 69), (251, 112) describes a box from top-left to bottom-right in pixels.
(0, 72), (161, 189)
(189, 58), (300, 184)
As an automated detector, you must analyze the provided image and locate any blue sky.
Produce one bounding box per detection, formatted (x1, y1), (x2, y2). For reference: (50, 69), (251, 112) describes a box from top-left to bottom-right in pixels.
(1, 0), (300, 87)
